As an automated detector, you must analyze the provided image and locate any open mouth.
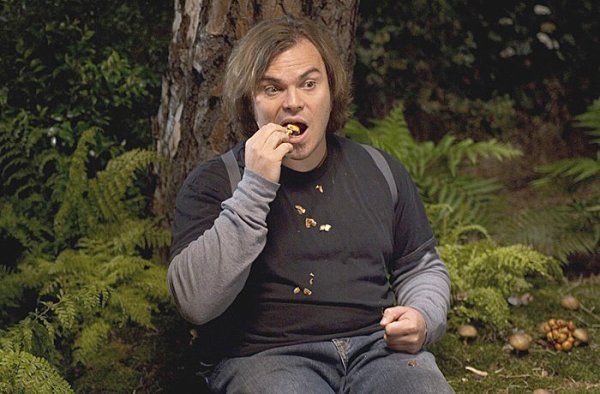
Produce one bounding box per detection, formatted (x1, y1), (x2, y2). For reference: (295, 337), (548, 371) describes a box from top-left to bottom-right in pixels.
(282, 122), (308, 137)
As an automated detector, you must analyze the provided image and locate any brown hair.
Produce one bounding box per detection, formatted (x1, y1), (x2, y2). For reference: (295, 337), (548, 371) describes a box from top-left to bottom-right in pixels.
(223, 16), (351, 138)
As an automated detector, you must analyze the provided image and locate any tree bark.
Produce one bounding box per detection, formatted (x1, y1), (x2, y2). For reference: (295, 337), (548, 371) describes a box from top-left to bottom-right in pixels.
(152, 0), (359, 246)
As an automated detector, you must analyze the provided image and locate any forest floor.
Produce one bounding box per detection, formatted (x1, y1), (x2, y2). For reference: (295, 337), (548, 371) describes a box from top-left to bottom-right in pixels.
(72, 276), (599, 393)
(431, 275), (600, 393)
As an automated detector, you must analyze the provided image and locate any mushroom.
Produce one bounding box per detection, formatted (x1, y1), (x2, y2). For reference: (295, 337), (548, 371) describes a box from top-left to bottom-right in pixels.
(573, 328), (589, 344)
(458, 324), (478, 339)
(509, 333), (531, 352)
(560, 295), (580, 310)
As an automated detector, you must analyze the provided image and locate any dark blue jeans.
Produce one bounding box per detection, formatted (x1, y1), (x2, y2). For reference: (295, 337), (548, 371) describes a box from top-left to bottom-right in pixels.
(207, 330), (454, 393)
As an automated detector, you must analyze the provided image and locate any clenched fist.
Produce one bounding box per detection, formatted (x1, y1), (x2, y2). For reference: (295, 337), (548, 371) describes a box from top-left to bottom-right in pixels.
(245, 123), (294, 183)
(380, 306), (427, 354)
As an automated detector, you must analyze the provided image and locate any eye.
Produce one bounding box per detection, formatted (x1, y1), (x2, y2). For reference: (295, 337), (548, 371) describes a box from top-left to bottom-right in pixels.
(303, 80), (317, 89)
(264, 85), (280, 96)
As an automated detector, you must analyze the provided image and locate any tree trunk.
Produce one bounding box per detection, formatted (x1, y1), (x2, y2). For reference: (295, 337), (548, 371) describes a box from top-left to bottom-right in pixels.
(152, 0), (360, 249)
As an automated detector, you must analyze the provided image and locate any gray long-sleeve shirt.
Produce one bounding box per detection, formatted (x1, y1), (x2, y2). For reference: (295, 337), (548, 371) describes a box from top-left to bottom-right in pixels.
(168, 134), (450, 357)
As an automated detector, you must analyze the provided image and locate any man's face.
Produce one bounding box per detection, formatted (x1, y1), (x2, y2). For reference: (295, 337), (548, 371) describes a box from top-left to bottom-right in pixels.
(253, 38), (332, 171)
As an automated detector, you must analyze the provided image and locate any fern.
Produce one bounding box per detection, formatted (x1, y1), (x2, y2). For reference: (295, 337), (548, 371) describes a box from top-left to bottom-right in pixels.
(72, 321), (111, 365)
(494, 203), (599, 261)
(500, 99), (600, 260)
(534, 153), (600, 188)
(53, 128), (98, 241)
(0, 349), (73, 393)
(574, 98), (600, 145)
(535, 98), (599, 189)
(0, 133), (170, 387)
(344, 104), (521, 243)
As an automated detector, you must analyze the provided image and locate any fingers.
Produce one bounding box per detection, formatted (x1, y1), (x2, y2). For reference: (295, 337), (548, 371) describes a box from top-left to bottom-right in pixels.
(244, 123), (293, 183)
(384, 319), (419, 337)
(251, 123), (287, 146)
(383, 332), (421, 354)
(383, 321), (422, 354)
(274, 141), (294, 158)
(380, 306), (409, 326)
(380, 306), (427, 354)
(264, 127), (291, 151)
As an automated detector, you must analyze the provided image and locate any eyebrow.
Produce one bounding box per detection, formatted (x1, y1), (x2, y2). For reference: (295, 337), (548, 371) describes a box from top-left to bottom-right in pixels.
(260, 67), (322, 85)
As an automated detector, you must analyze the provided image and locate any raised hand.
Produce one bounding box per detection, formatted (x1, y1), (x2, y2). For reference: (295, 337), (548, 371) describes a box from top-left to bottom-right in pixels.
(245, 123), (294, 183)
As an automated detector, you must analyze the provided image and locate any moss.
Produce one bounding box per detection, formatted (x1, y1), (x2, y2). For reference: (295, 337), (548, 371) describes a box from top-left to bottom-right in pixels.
(431, 277), (600, 392)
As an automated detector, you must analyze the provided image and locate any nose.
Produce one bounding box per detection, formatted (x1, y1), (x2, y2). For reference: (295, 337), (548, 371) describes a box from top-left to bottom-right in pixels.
(283, 87), (304, 112)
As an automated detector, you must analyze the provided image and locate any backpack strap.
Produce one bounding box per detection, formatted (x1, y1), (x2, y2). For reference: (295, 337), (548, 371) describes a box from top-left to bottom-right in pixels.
(220, 144), (398, 208)
(360, 144), (398, 208)
(221, 150), (241, 195)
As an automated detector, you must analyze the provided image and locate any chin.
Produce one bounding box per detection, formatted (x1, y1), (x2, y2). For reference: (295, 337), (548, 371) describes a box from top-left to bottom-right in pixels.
(288, 143), (313, 160)
(285, 151), (307, 161)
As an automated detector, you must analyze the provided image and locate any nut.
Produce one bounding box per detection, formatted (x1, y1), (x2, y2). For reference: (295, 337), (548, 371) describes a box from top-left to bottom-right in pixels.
(286, 124), (301, 136)
(305, 218), (317, 228)
(319, 224), (332, 232)
(539, 322), (551, 334)
(293, 287), (301, 294)
(294, 205), (306, 215)
(540, 318), (582, 352)
(315, 184), (324, 193)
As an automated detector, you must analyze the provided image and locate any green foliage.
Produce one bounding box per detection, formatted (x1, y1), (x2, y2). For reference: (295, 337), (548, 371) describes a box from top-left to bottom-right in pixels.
(535, 99), (600, 188)
(344, 104), (521, 243)
(0, 349), (73, 393)
(439, 241), (563, 330)
(575, 98), (600, 145)
(494, 99), (600, 260)
(355, 1), (600, 137)
(430, 278), (600, 392)
(0, 0), (170, 260)
(0, 134), (170, 388)
(0, 2), (173, 389)
(495, 203), (599, 261)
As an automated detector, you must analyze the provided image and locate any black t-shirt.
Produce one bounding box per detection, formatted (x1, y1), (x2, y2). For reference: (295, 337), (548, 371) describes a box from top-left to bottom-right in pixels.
(170, 134), (435, 358)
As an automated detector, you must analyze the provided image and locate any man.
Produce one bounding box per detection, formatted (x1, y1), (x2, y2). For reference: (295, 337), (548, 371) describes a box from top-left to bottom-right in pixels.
(168, 16), (454, 393)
